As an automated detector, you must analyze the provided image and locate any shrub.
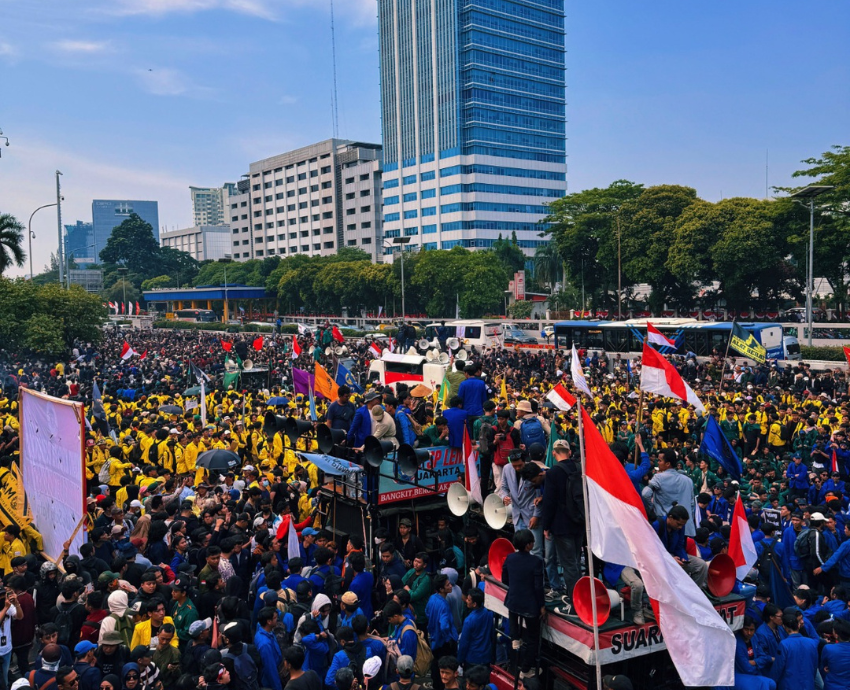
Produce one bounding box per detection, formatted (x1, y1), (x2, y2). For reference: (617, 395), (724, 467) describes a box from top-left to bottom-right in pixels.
(800, 346), (848, 362)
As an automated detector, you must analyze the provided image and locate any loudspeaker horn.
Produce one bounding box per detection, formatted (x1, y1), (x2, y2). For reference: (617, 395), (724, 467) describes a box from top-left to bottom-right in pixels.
(263, 412), (287, 437)
(242, 359), (253, 370)
(417, 338), (430, 350)
(488, 537), (515, 581)
(446, 337), (460, 351)
(397, 444), (429, 477)
(707, 553), (736, 597)
(406, 347), (418, 357)
(225, 359), (238, 372)
(447, 483), (470, 517)
(334, 346), (345, 355)
(455, 349), (468, 362)
(363, 435), (395, 468)
(438, 352), (450, 365)
(325, 347), (333, 356)
(483, 493), (511, 530)
(430, 338), (440, 349)
(425, 350), (438, 362)
(284, 417), (313, 445)
(572, 576), (612, 627)
(317, 425), (347, 454)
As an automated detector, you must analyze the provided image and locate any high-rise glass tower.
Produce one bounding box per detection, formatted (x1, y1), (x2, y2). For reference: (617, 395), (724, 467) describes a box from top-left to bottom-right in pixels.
(378, 0), (566, 256)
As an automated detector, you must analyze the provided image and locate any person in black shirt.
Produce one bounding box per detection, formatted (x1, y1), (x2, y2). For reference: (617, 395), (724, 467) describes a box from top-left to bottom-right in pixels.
(283, 645), (322, 690)
(394, 518), (426, 570)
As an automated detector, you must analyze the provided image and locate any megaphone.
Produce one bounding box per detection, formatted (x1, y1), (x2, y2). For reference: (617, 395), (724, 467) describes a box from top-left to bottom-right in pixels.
(438, 352), (450, 365)
(317, 425), (347, 454)
(284, 417), (313, 445)
(425, 350), (438, 362)
(337, 346), (348, 355)
(483, 493), (511, 530)
(364, 435), (395, 468)
(455, 349), (468, 362)
(707, 553), (736, 597)
(243, 359), (253, 370)
(397, 444), (429, 477)
(225, 359), (238, 372)
(417, 339), (430, 350)
(572, 576), (613, 626)
(406, 347), (418, 357)
(488, 537), (515, 581)
(430, 338), (440, 349)
(263, 412), (287, 436)
(325, 347), (333, 356)
(447, 483), (470, 517)
(446, 337), (460, 351)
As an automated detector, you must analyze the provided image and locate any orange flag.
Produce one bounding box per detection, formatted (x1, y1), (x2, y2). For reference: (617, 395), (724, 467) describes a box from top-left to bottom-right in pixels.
(314, 362), (339, 402)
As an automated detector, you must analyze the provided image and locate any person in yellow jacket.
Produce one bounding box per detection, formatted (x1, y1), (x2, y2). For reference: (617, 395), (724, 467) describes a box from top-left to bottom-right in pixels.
(0, 524), (26, 575)
(177, 434), (198, 475)
(130, 600), (179, 650)
(155, 430), (178, 473)
(105, 446), (134, 488)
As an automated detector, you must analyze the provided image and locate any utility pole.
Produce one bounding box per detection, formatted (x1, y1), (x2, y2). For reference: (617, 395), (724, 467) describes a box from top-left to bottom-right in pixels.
(56, 171), (64, 287)
(617, 214), (622, 320)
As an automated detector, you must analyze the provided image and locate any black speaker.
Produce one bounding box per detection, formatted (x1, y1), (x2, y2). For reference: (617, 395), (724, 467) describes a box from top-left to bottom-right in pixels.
(363, 436), (395, 468)
(317, 426), (347, 454)
(284, 417), (313, 445)
(263, 412), (286, 437)
(397, 444), (429, 477)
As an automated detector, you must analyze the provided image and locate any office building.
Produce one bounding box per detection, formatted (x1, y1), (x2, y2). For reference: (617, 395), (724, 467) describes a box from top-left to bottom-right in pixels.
(91, 200), (160, 264)
(227, 139), (383, 262)
(190, 183), (237, 226)
(63, 221), (95, 265)
(160, 225), (232, 262)
(377, 0), (567, 256)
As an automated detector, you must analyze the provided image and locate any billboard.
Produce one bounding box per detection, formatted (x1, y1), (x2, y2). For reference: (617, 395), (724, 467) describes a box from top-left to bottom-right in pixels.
(378, 445), (465, 504)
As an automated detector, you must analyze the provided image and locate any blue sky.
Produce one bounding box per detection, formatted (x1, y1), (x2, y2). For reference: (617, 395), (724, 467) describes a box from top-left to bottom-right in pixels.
(1, 0), (848, 276)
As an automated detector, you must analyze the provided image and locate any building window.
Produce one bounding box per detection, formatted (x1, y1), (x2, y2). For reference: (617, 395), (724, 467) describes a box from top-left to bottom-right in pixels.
(403, 175), (416, 185)
(321, 166), (331, 174)
(360, 189), (370, 197)
(256, 249), (264, 256)
(323, 241), (334, 248)
(361, 206), (371, 212)
(322, 196), (333, 204)
(348, 239), (357, 246)
(384, 212), (400, 222)
(323, 227), (334, 234)
(345, 177), (354, 184)
(322, 181), (332, 189)
(361, 221), (371, 229)
(322, 211), (333, 219)
(313, 229), (320, 236)
(347, 224), (356, 230)
(346, 193), (355, 200)
(421, 171), (436, 181)
(298, 173), (306, 180)
(314, 243), (321, 250)
(346, 209), (355, 215)
(403, 210), (418, 219)
(361, 237), (371, 244)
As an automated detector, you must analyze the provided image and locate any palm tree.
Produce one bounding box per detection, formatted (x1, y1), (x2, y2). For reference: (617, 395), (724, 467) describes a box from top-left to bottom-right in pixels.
(533, 241), (562, 291)
(0, 213), (26, 274)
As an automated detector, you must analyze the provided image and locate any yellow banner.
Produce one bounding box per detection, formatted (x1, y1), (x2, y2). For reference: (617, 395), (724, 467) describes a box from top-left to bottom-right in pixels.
(730, 324), (766, 363)
(0, 464), (33, 530)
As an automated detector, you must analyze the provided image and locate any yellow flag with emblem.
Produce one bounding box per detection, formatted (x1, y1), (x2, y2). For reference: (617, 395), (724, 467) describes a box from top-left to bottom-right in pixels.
(729, 322), (766, 363)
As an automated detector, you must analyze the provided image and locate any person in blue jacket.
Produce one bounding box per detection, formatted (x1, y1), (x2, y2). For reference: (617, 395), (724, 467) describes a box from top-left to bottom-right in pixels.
(382, 601), (418, 664)
(734, 616), (777, 690)
(752, 604), (788, 681)
(623, 433), (651, 495)
(348, 392), (382, 448)
(325, 626), (368, 688)
(457, 588), (494, 668)
(501, 529), (544, 678)
(255, 606), (283, 690)
(346, 552), (374, 621)
(298, 617), (330, 679)
(821, 618), (850, 690)
(442, 397), (469, 450)
(785, 455), (809, 501)
(457, 363), (488, 428)
(815, 522), (850, 588)
(426, 573), (459, 690)
(781, 513), (806, 589)
(770, 611), (819, 690)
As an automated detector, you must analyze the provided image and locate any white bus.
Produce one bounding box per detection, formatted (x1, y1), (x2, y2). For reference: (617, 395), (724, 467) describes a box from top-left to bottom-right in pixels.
(423, 320), (503, 350)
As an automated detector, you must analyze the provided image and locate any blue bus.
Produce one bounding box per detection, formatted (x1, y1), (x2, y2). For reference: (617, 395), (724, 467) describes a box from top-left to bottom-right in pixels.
(552, 318), (801, 361)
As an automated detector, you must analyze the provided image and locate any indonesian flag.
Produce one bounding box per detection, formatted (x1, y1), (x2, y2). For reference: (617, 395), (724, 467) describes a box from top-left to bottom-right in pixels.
(121, 302), (125, 314)
(128, 301), (134, 316)
(570, 344), (592, 397)
(640, 343), (705, 414)
(581, 406), (734, 686)
(844, 345), (850, 368)
(832, 449), (840, 474)
(120, 342), (136, 360)
(462, 427), (483, 505)
(221, 340), (233, 352)
(331, 325), (345, 343)
(109, 302), (117, 314)
(139, 350), (148, 361)
(291, 337), (302, 360)
(546, 383), (576, 411)
(647, 322), (677, 349)
(136, 301), (141, 314)
(253, 336), (263, 351)
(275, 515), (302, 559)
(728, 495), (757, 581)
(388, 340), (395, 354)
(368, 342), (382, 358)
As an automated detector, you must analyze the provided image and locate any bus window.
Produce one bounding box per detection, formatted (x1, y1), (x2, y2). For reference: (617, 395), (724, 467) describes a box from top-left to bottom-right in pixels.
(604, 327), (630, 353)
(586, 328), (604, 350)
(708, 331), (727, 355)
(683, 330), (708, 356)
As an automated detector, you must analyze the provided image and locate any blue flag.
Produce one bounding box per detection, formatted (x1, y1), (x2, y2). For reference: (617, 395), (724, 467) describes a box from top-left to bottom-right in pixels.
(91, 380), (110, 436)
(700, 415), (742, 479)
(335, 362), (364, 394)
(308, 387), (318, 422)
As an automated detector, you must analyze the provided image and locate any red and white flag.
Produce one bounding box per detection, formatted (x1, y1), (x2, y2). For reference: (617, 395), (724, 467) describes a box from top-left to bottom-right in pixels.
(388, 340), (395, 354)
(462, 427), (483, 505)
(832, 449), (840, 474)
(570, 344), (592, 397)
(640, 343), (705, 413)
(120, 302), (125, 314)
(728, 495), (757, 581)
(546, 383), (576, 411)
(368, 342), (382, 358)
(120, 342), (136, 361)
(646, 322), (677, 349)
(291, 337), (302, 360)
(581, 407), (734, 686)
(331, 325), (345, 343)
(128, 302), (134, 316)
(139, 350), (148, 361)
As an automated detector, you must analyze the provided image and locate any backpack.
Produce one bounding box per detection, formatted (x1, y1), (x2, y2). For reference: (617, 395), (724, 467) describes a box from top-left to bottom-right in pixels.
(27, 671), (58, 690)
(110, 612), (135, 648)
(344, 645), (367, 683)
(54, 602), (81, 646)
(793, 528), (814, 562)
(478, 417), (495, 456)
(399, 623), (432, 677)
(98, 458), (113, 484)
(756, 540), (778, 584)
(520, 416), (546, 449)
(148, 440), (160, 466)
(290, 600), (311, 626)
(315, 568), (343, 606)
(551, 462), (584, 526)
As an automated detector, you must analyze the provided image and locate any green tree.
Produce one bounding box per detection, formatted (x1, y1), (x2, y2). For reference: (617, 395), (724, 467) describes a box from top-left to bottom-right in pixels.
(458, 251), (510, 317)
(98, 213), (161, 275)
(491, 232), (526, 276)
(778, 145), (850, 218)
(0, 213), (26, 275)
(22, 314), (66, 356)
(103, 278), (140, 305)
(158, 248), (200, 287)
(141, 275), (174, 291)
(532, 242), (562, 291)
(507, 300), (534, 319)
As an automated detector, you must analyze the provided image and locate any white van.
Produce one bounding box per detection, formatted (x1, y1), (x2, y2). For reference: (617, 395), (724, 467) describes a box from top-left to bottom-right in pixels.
(423, 320), (503, 350)
(367, 352), (448, 392)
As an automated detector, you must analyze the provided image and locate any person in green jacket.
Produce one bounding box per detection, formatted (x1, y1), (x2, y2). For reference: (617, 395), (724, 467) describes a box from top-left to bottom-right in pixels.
(402, 553), (432, 628)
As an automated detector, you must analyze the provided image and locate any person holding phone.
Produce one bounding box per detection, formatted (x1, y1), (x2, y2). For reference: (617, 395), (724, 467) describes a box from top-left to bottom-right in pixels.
(0, 588), (22, 688)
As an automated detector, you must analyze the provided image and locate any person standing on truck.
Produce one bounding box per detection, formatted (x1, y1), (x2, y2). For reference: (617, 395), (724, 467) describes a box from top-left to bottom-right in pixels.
(457, 363), (488, 433)
(501, 529), (544, 679)
(394, 519), (426, 570)
(326, 386), (355, 433)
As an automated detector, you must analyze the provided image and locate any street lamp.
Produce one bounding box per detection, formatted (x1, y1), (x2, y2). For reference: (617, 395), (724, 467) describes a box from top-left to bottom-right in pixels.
(221, 254), (233, 323)
(55, 170), (65, 287)
(383, 237), (411, 318)
(790, 185), (834, 345)
(28, 203), (58, 279)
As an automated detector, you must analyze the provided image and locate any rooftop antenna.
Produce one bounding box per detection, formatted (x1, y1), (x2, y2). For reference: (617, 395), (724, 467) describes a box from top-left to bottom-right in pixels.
(765, 149), (769, 200)
(330, 0), (340, 138)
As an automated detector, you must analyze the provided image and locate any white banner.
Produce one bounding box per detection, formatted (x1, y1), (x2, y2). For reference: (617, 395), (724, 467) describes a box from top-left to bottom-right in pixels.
(20, 389), (86, 557)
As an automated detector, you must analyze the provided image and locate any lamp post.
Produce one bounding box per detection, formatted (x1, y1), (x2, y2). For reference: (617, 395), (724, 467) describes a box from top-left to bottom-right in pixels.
(55, 171), (65, 287)
(221, 254), (233, 323)
(28, 203), (58, 279)
(117, 267), (128, 308)
(790, 185), (834, 345)
(383, 237), (411, 318)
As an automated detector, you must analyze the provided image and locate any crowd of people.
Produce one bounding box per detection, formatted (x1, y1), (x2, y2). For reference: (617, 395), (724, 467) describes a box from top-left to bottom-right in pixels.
(0, 322), (848, 690)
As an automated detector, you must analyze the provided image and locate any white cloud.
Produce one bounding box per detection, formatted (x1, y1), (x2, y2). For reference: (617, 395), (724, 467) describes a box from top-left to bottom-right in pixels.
(279, 94), (298, 105)
(52, 39), (111, 53)
(0, 41), (17, 58)
(114, 0), (279, 20)
(136, 68), (217, 98)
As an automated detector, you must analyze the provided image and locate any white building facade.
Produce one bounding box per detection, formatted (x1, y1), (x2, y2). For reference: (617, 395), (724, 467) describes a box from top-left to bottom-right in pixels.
(160, 225), (232, 262)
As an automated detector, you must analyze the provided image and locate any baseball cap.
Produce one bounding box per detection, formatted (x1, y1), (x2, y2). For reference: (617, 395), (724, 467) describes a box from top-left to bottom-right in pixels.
(399, 518), (412, 527)
(171, 577), (190, 592)
(302, 527), (318, 537)
(110, 525), (124, 535)
(189, 617), (213, 638)
(131, 645), (152, 661)
(10, 556), (26, 568)
(553, 439), (570, 451)
(74, 640), (97, 656)
(363, 656), (382, 679)
(97, 571), (119, 586)
(810, 512), (827, 521)
(341, 591), (359, 606)
(242, 465), (256, 473)
(396, 656), (415, 678)
(603, 676), (633, 690)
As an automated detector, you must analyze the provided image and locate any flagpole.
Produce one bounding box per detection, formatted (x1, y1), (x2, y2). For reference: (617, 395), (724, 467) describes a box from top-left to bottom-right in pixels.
(719, 317), (735, 392)
(576, 401), (603, 690)
(633, 389), (644, 468)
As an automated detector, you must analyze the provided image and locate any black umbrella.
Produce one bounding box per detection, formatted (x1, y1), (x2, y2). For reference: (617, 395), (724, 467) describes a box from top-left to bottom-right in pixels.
(160, 405), (183, 415)
(196, 449), (241, 473)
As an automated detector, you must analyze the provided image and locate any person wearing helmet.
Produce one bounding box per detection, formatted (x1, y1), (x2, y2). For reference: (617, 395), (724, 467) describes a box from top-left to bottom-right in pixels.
(34, 562), (60, 625)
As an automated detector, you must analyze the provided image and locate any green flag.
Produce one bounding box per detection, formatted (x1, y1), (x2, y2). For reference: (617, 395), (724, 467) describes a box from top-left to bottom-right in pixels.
(729, 322), (766, 363)
(545, 422), (560, 468)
